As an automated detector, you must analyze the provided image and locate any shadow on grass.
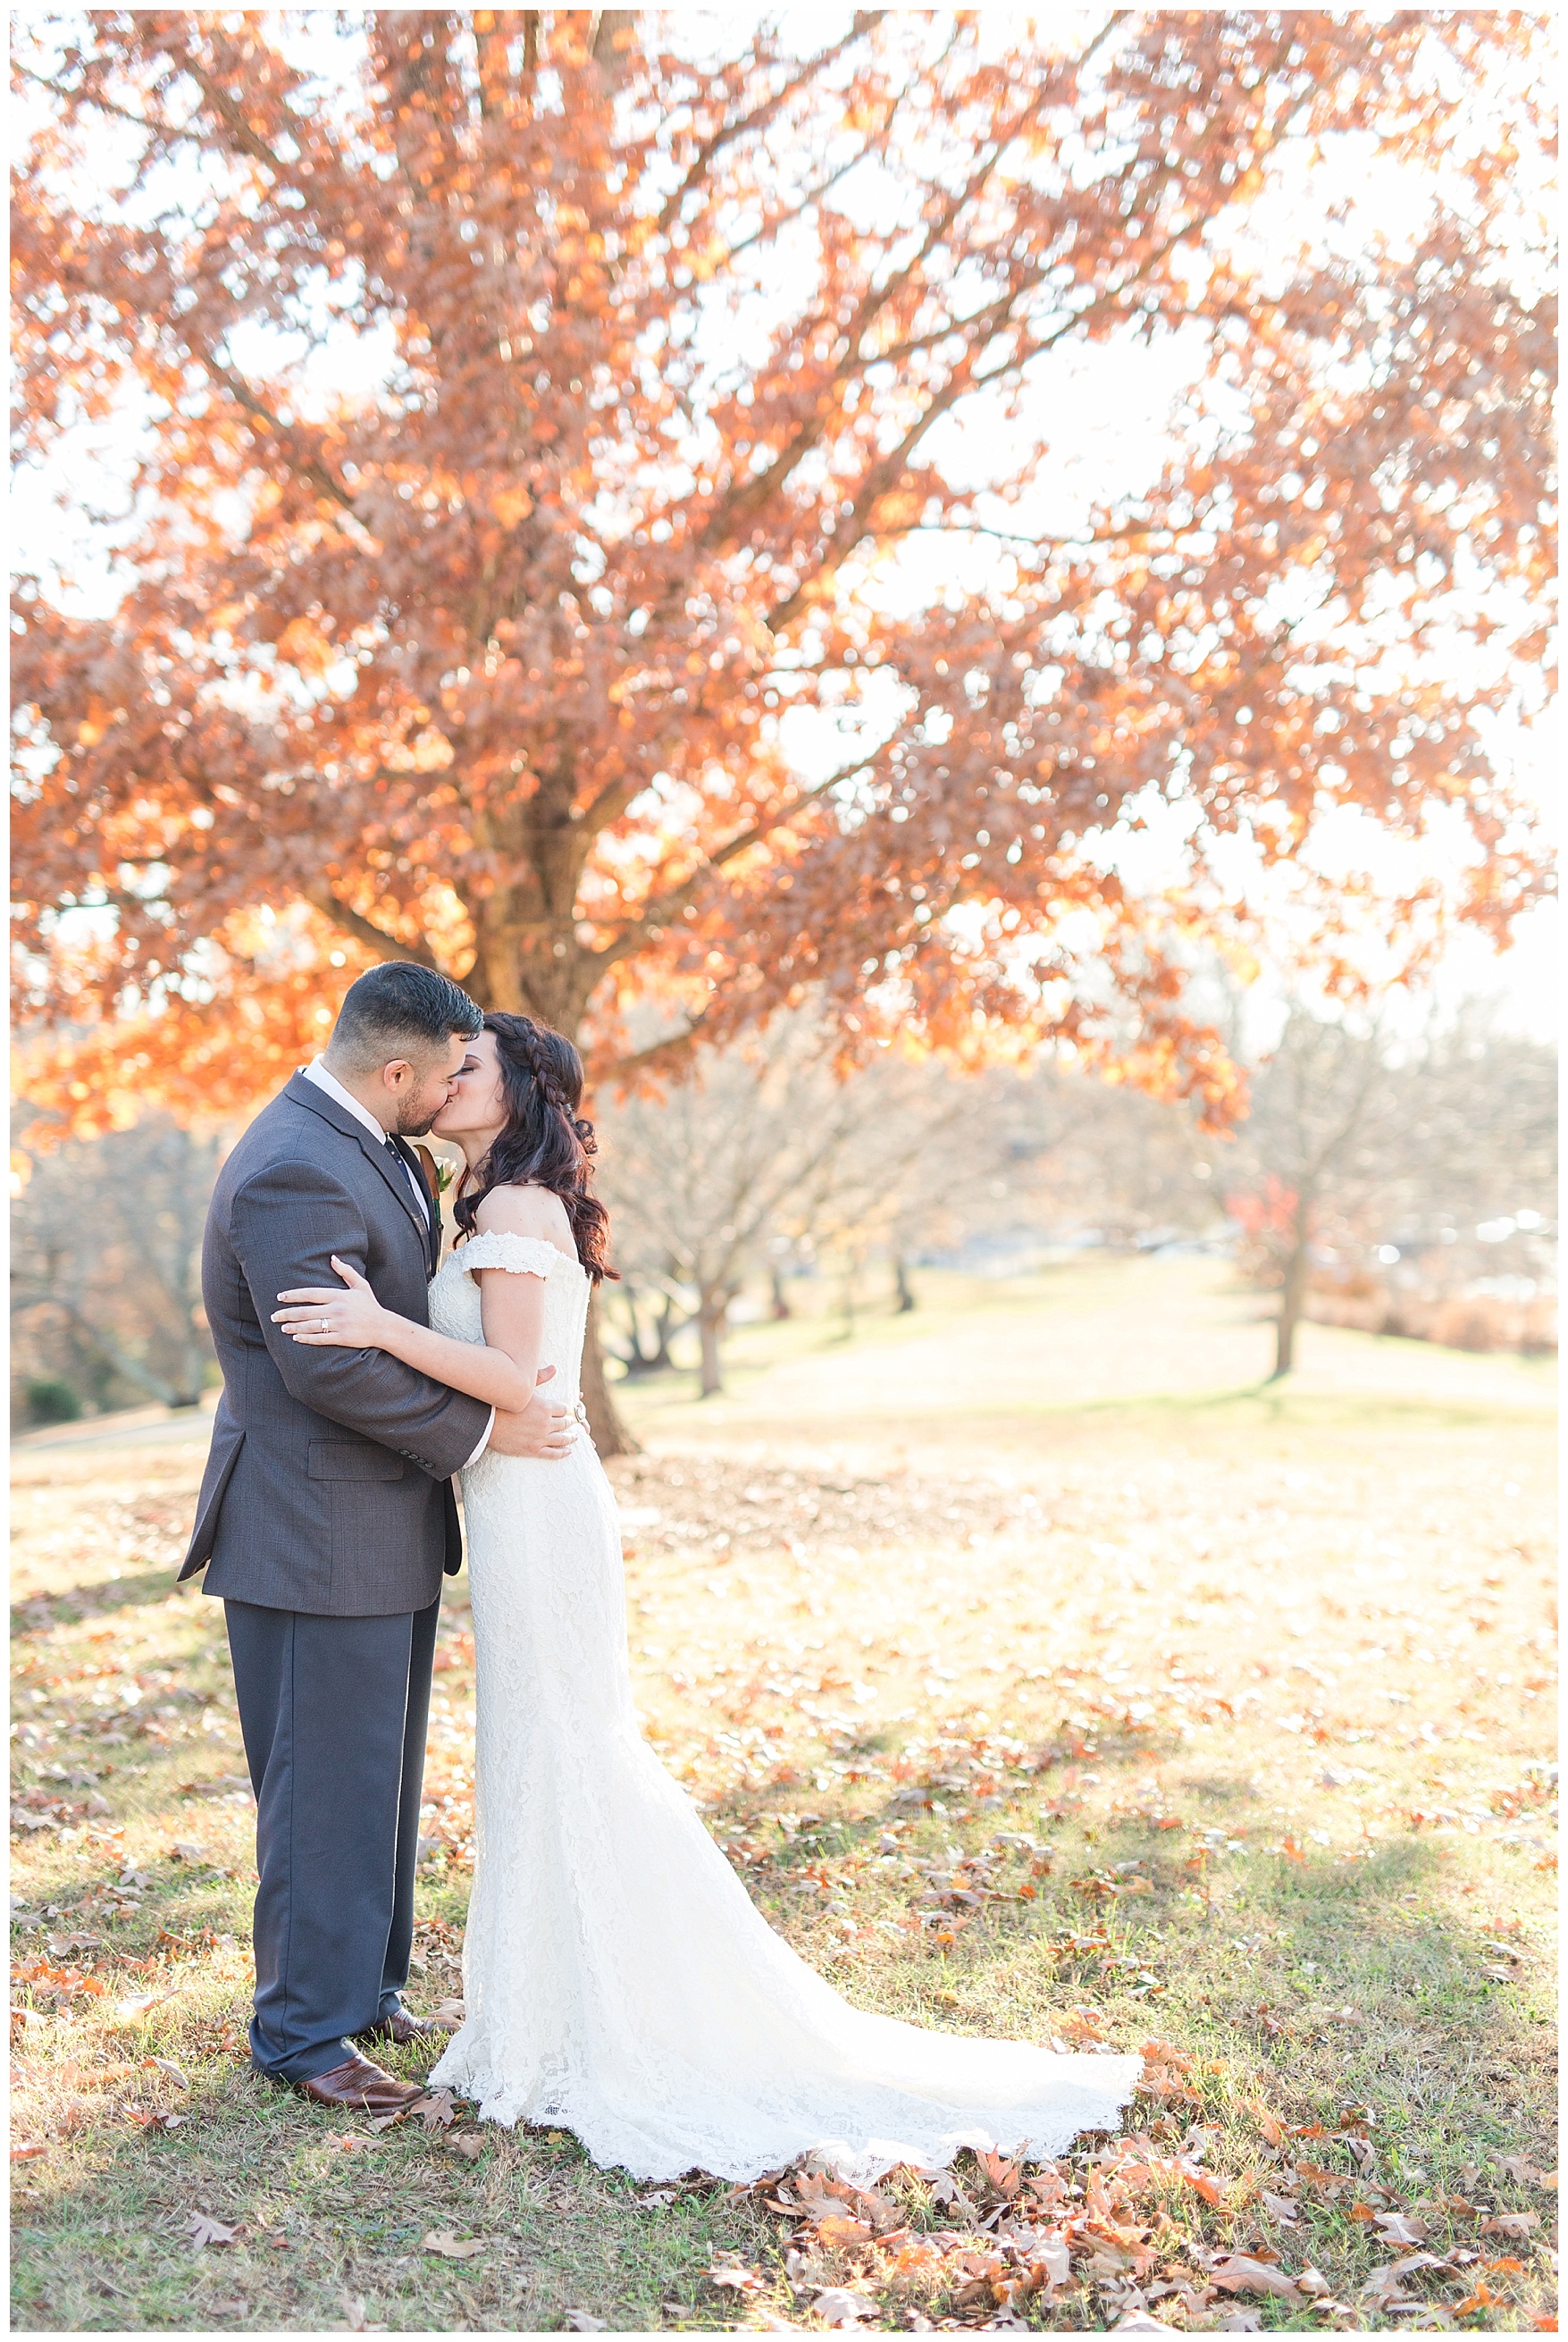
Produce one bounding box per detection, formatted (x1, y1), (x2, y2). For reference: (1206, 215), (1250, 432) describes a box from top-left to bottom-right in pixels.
(712, 1774), (1553, 2128)
(713, 1717), (1186, 1868)
(1175, 1772), (1251, 1808)
(12, 1567), (186, 1637)
(10, 2044), (765, 2336)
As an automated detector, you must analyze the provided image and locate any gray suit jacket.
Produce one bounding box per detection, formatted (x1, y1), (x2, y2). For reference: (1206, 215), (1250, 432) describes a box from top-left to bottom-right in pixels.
(180, 1072), (491, 1616)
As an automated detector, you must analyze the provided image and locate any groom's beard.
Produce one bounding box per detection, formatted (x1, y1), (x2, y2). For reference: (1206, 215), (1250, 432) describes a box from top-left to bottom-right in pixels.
(392, 1085), (452, 1138)
(393, 1104), (442, 1138)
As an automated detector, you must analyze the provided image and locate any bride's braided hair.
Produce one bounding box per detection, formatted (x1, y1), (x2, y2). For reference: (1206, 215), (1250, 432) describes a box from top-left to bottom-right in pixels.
(452, 1012), (616, 1284)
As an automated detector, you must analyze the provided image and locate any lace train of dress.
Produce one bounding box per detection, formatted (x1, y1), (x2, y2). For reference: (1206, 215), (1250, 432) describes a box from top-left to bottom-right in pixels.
(427, 1230), (1138, 2184)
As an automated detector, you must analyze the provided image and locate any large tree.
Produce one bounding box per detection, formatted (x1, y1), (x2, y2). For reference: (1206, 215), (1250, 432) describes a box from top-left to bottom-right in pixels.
(13, 9), (1553, 1137)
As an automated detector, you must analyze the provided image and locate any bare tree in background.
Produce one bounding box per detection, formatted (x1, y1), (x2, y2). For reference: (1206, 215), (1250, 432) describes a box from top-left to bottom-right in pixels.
(11, 1117), (221, 1415)
(910, 1060), (1225, 1261)
(1228, 1003), (1558, 1377)
(596, 1019), (962, 1395)
(597, 1015), (1242, 1388)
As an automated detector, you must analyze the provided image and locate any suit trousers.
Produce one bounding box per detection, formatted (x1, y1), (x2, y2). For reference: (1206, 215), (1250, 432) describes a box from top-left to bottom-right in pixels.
(224, 1595), (439, 2081)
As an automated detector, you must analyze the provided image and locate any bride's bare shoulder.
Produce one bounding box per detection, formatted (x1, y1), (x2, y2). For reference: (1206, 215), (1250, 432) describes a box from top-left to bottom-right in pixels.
(474, 1182), (574, 1250)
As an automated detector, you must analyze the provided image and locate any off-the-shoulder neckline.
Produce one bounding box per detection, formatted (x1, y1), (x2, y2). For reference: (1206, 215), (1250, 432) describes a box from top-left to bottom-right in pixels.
(449, 1232), (582, 1272)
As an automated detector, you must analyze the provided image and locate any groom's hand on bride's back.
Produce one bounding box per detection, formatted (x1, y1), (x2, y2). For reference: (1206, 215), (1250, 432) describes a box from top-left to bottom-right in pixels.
(488, 1364), (576, 1459)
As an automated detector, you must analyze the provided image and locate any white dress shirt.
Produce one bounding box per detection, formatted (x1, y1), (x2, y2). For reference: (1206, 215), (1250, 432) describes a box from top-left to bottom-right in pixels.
(302, 1058), (492, 1465)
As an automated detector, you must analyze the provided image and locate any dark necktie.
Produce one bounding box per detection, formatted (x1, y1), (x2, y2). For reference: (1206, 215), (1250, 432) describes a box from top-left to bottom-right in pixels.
(384, 1135), (431, 1227)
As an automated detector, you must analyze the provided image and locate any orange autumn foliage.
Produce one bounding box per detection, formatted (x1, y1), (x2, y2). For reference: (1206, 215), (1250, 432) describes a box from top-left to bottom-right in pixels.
(11, 11), (1554, 1137)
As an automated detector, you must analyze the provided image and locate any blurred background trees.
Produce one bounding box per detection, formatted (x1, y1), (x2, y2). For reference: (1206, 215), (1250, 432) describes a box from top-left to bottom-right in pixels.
(594, 1013), (967, 1394)
(1227, 1005), (1558, 1373)
(13, 999), (1553, 1428)
(11, 1117), (221, 1420)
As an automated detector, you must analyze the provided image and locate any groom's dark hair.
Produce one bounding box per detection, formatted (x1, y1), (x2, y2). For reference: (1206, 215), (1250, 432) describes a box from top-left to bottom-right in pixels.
(328, 962), (483, 1073)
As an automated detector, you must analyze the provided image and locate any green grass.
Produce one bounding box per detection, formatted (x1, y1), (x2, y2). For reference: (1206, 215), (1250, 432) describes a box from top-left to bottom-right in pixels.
(11, 1255), (1557, 2331)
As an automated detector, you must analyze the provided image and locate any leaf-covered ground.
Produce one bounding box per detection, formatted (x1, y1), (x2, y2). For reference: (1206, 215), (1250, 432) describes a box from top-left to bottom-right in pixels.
(10, 1260), (1557, 2331)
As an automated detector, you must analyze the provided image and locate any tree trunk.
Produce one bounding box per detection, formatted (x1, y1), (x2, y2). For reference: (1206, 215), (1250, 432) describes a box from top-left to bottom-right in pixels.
(583, 1279), (638, 1449)
(172, 1318), (208, 1407)
(1270, 1237), (1311, 1380)
(893, 1255), (916, 1313)
(697, 1298), (725, 1397)
(769, 1265), (792, 1321)
(617, 1283), (683, 1377)
(581, 1289), (640, 1456)
(55, 1301), (189, 1410)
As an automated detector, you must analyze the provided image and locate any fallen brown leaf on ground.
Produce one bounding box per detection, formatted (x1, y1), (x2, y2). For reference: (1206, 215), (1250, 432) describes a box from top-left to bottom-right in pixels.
(406, 2089), (457, 2131)
(183, 2212), (237, 2247)
(1209, 2254), (1302, 2298)
(1482, 2210), (1540, 2237)
(420, 2230), (484, 2260)
(813, 2288), (881, 2327)
(709, 2263), (765, 2295)
(816, 2213), (874, 2249)
(1497, 2153), (1553, 2187)
(334, 2291), (387, 2333)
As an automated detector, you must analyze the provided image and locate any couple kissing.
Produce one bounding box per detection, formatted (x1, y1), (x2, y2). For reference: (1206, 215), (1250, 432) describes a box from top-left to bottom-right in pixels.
(183, 961), (1136, 2182)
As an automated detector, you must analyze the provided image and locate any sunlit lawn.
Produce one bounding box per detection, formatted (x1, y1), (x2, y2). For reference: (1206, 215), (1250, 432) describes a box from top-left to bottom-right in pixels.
(10, 1257), (1557, 2332)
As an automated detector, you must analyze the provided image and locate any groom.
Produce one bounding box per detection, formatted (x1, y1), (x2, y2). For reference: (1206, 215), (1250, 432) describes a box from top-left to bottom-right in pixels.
(180, 962), (574, 2111)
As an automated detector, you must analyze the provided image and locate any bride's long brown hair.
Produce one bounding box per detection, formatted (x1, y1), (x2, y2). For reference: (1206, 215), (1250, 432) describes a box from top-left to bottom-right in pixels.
(452, 1013), (616, 1285)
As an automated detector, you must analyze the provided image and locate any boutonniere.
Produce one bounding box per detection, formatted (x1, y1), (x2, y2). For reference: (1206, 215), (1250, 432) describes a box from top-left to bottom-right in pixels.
(415, 1146), (457, 1199)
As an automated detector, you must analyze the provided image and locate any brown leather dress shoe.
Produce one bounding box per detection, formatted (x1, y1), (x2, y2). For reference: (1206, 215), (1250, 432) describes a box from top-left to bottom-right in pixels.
(298, 2053), (424, 2111)
(353, 2007), (447, 2048)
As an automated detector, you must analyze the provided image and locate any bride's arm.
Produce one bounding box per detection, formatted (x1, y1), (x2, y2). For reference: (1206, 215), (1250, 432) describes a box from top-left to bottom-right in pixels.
(273, 1255), (547, 1414)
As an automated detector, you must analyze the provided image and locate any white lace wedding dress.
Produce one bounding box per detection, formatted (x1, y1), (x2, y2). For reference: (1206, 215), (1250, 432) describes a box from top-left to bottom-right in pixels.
(426, 1230), (1138, 2183)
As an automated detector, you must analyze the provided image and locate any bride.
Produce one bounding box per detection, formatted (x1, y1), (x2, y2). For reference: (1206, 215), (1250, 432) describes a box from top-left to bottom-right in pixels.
(272, 1010), (1137, 2183)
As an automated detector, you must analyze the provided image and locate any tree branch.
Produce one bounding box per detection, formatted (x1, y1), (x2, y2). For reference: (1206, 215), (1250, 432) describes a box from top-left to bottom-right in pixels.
(591, 9), (637, 75)
(205, 364), (363, 516)
(574, 772), (647, 838)
(25, 1292), (189, 1408)
(721, 143), (876, 265)
(763, 186), (1229, 632)
(655, 17), (884, 233)
(591, 757), (873, 960)
(300, 883), (440, 970)
(170, 55), (288, 171)
(603, 1016), (711, 1081)
(15, 66), (215, 154)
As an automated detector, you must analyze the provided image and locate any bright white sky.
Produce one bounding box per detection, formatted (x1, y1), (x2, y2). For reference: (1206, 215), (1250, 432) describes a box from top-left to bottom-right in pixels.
(10, 9), (1557, 1039)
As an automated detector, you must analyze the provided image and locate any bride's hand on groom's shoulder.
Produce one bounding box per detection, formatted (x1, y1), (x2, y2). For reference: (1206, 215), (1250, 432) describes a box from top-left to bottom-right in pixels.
(488, 1365), (577, 1460)
(273, 1255), (391, 1350)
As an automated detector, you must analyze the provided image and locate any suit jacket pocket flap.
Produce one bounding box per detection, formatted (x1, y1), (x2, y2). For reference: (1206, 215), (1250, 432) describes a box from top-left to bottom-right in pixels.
(308, 1440), (406, 1482)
